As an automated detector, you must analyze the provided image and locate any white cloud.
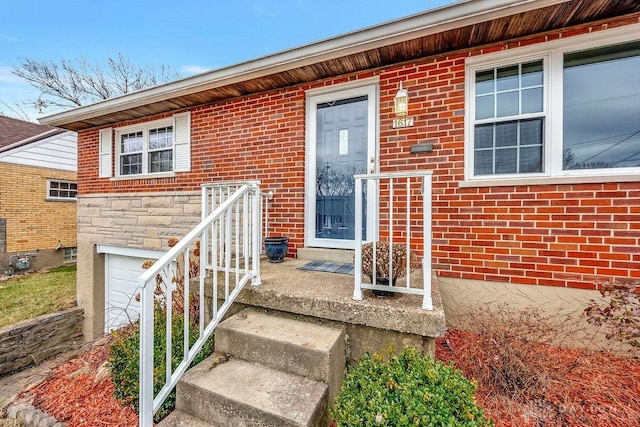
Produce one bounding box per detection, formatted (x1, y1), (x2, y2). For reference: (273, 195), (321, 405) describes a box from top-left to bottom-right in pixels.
(179, 65), (211, 76)
(0, 33), (20, 42)
(0, 66), (23, 84)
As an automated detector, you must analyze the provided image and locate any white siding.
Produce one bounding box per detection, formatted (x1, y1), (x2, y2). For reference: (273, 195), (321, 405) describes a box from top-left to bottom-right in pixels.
(0, 131), (77, 171)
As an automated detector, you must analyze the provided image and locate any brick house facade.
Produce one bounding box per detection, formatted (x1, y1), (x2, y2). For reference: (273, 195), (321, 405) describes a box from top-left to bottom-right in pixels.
(43, 0), (640, 338)
(0, 163), (76, 253)
(0, 116), (78, 271)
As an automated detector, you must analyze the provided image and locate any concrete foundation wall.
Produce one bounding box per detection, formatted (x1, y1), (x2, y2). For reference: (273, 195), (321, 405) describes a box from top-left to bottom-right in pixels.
(77, 241), (105, 340)
(437, 275), (620, 351)
(0, 307), (83, 376)
(0, 248), (72, 273)
(0, 219), (5, 254)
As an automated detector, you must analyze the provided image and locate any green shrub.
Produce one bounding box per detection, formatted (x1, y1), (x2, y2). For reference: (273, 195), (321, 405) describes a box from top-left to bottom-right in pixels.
(332, 346), (492, 427)
(108, 308), (213, 422)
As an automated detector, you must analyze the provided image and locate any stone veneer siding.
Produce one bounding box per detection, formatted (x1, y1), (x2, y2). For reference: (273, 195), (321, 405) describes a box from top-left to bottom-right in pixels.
(76, 192), (201, 339)
(0, 307), (83, 376)
(78, 192), (202, 251)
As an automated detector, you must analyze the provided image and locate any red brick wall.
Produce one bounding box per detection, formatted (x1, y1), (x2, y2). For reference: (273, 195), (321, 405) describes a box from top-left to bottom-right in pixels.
(77, 16), (640, 290)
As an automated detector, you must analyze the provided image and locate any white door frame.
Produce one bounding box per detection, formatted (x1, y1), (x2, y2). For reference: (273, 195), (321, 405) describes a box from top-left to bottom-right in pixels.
(305, 81), (379, 249)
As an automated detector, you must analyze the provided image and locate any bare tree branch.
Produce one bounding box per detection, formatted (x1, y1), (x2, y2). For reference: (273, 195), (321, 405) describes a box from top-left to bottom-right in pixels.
(0, 100), (32, 122)
(12, 55), (181, 114)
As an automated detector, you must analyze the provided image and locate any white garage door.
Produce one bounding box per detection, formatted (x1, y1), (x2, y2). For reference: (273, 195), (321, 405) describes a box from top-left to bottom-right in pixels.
(105, 254), (151, 332)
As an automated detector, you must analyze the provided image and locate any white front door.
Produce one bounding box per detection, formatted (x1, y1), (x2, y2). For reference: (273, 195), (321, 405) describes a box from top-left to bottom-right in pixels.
(306, 83), (378, 249)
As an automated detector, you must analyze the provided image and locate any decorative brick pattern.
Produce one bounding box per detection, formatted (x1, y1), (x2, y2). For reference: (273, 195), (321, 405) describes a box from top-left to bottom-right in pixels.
(0, 163), (77, 253)
(76, 17), (640, 290)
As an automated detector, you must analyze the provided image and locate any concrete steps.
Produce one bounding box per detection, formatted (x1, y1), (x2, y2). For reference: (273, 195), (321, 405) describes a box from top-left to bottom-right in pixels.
(159, 308), (346, 427)
(158, 410), (217, 427)
(215, 309), (345, 402)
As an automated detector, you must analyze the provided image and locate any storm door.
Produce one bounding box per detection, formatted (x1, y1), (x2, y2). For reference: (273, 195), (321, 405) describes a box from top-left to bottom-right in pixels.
(306, 84), (377, 249)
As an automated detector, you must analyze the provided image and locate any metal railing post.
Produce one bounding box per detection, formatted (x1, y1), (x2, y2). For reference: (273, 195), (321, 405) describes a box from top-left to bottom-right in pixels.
(352, 171), (433, 309)
(422, 174), (433, 310)
(353, 177), (363, 300)
(138, 281), (154, 427)
(252, 184), (262, 286)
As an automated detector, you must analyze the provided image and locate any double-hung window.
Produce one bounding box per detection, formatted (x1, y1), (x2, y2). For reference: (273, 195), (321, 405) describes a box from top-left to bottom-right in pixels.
(466, 26), (640, 184)
(119, 123), (173, 176)
(99, 112), (191, 179)
(473, 60), (545, 176)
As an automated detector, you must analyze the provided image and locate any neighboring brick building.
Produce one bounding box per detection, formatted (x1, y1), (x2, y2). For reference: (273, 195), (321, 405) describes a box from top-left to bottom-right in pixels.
(41, 0), (640, 338)
(0, 115), (78, 272)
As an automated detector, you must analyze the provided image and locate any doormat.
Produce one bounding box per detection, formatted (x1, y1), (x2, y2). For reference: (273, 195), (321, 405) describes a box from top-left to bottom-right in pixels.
(297, 260), (354, 275)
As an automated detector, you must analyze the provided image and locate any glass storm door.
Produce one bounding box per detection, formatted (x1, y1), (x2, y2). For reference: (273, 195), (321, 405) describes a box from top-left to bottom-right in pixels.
(306, 84), (377, 249)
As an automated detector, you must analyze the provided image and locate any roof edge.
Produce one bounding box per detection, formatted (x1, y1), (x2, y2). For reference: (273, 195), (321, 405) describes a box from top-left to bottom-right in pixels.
(39, 0), (570, 128)
(0, 128), (66, 153)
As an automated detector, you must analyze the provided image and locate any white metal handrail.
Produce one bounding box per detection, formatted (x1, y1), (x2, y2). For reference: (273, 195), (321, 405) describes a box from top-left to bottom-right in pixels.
(353, 171), (433, 310)
(202, 181), (273, 255)
(138, 182), (262, 426)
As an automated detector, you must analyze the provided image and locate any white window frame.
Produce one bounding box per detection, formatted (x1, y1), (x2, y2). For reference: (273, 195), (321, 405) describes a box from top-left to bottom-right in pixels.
(464, 24), (640, 187)
(115, 117), (174, 178)
(47, 179), (77, 201)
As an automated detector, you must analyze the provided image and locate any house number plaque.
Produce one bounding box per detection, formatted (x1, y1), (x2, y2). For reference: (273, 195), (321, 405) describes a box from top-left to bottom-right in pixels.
(392, 117), (414, 129)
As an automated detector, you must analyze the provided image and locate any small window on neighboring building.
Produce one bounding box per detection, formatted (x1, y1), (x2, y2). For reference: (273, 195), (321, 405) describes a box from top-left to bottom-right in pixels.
(64, 247), (77, 262)
(47, 180), (77, 200)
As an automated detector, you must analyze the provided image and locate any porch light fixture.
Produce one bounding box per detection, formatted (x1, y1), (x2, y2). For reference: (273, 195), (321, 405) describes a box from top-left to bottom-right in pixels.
(393, 82), (409, 116)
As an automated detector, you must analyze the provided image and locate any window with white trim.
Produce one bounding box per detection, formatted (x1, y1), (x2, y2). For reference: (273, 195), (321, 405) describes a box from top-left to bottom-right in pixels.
(473, 60), (545, 175)
(47, 180), (77, 200)
(466, 28), (640, 183)
(118, 122), (173, 176)
(563, 42), (640, 170)
(98, 112), (191, 179)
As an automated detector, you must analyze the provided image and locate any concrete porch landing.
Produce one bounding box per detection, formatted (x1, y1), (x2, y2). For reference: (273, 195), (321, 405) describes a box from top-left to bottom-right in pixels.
(226, 257), (446, 361)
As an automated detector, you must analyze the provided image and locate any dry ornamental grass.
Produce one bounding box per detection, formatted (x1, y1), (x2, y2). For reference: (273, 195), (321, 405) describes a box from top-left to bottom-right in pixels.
(436, 307), (640, 426)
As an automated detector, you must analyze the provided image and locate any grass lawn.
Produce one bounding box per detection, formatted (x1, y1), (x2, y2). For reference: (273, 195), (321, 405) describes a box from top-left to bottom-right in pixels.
(0, 265), (76, 328)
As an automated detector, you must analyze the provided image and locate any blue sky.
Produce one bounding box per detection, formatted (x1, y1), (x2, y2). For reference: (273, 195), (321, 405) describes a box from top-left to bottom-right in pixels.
(0, 0), (457, 122)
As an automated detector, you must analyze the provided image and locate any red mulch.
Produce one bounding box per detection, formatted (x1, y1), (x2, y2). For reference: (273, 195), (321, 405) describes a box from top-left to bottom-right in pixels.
(436, 329), (640, 427)
(22, 329), (640, 426)
(26, 344), (138, 427)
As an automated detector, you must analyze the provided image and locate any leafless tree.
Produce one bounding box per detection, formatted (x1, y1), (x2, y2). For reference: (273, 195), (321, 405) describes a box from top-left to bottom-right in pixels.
(12, 53), (180, 114)
(0, 100), (32, 122)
